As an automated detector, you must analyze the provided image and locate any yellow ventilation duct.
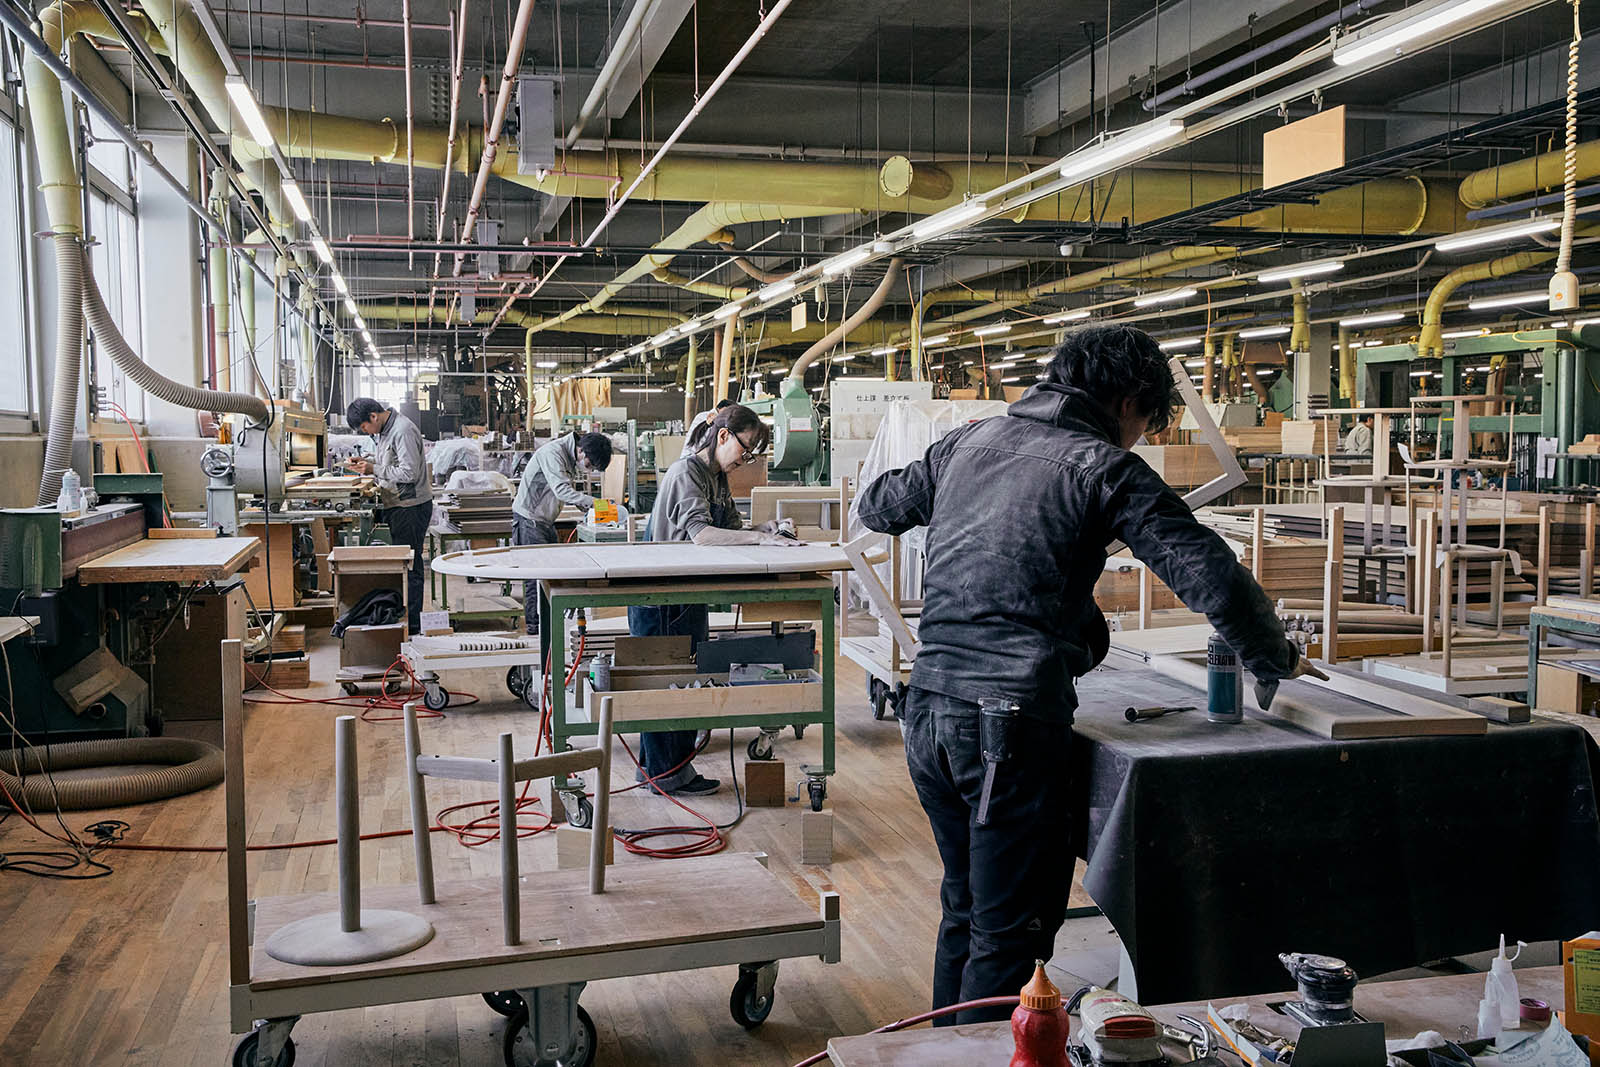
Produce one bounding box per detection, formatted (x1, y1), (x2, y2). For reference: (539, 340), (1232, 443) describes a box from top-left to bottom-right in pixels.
(1417, 249), (1557, 357)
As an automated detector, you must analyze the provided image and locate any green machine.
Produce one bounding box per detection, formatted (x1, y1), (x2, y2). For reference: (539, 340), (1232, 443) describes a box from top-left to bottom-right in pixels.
(746, 378), (825, 484)
(0, 474), (171, 742)
(1354, 326), (1600, 489)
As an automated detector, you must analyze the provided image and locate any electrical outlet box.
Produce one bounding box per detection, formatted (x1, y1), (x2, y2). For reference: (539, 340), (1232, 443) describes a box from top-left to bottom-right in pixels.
(1550, 270), (1580, 311)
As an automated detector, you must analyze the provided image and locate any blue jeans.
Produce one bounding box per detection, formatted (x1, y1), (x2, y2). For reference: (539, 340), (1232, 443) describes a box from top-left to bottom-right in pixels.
(627, 603), (709, 792)
(384, 500), (432, 632)
(512, 514), (557, 635)
(901, 686), (1075, 1024)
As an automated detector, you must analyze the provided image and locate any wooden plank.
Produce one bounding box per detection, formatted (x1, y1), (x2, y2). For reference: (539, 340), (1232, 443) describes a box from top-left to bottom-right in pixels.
(147, 527), (220, 539)
(1323, 506), (1344, 663)
(612, 635), (694, 666)
(77, 536), (261, 584)
(248, 853), (821, 990)
(221, 639), (248, 987)
(740, 598), (825, 623)
(415, 748), (603, 785)
(594, 673), (824, 722)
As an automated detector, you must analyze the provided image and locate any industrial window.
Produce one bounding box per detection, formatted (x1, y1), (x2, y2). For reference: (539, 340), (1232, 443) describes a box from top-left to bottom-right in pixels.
(84, 111), (144, 425)
(0, 113), (30, 417)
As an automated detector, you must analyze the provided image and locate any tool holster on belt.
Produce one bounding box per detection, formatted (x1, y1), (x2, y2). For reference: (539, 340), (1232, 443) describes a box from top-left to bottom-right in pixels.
(976, 697), (1022, 825)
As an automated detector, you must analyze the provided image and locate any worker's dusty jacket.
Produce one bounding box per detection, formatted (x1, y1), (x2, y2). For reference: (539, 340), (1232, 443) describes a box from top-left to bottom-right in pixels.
(372, 409), (433, 508)
(856, 382), (1299, 718)
(514, 433), (593, 524)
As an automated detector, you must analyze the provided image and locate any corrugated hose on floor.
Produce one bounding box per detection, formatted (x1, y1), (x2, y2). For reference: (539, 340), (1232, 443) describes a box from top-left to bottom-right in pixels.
(0, 738), (224, 811)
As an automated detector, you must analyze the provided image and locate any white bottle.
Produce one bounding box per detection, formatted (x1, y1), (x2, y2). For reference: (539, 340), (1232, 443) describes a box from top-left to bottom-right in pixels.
(1484, 934), (1526, 1031)
(56, 468), (82, 517)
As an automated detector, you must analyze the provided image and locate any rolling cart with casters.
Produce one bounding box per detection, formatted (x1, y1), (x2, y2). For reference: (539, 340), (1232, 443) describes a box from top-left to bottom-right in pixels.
(398, 633), (544, 711)
(221, 643), (841, 1067)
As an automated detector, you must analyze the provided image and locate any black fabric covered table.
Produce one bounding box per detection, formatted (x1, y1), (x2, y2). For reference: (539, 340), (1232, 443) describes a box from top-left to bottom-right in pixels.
(1067, 668), (1600, 1005)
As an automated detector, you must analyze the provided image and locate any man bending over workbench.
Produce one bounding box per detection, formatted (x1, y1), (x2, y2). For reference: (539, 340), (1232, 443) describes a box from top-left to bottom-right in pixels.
(856, 323), (1325, 1024)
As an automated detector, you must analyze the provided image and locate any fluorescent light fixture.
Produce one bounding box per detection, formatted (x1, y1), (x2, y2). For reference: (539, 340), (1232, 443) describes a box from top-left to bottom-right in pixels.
(1238, 325), (1291, 339)
(991, 360), (1018, 370)
(1363, 340), (1385, 347)
(1002, 376), (1023, 383)
(331, 273), (349, 297)
(1158, 336), (1202, 350)
(822, 246), (872, 277)
(1134, 287), (1197, 307)
(713, 303), (742, 319)
(973, 323), (1013, 337)
(224, 75), (276, 148)
(650, 331), (674, 346)
(1550, 320), (1570, 328)
(353, 314), (366, 332)
(911, 199), (987, 241)
(311, 235), (333, 265)
(1576, 318), (1600, 327)
(1043, 310), (1092, 324)
(1467, 290), (1546, 310)
(1334, 0), (1526, 68)
(280, 180), (312, 223)
(962, 360), (976, 366)
(1257, 260), (1343, 284)
(870, 346), (896, 356)
(1059, 119), (1185, 181)
(769, 369), (786, 377)
(619, 387), (673, 395)
(342, 296), (358, 317)
(1436, 217), (1560, 252)
(831, 353), (856, 363)
(758, 279), (797, 302)
(1036, 355), (1053, 364)
(682, 318), (705, 332)
(1441, 329), (1489, 338)
(922, 334), (952, 346)
(533, 361), (558, 369)
(360, 330), (373, 346)
(1254, 369), (1276, 375)
(1337, 311), (1403, 327)
(1410, 370), (1432, 377)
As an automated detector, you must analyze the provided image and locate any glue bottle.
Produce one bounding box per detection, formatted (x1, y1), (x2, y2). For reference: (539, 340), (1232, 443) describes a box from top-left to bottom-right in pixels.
(1009, 961), (1071, 1067)
(1477, 934), (1526, 1036)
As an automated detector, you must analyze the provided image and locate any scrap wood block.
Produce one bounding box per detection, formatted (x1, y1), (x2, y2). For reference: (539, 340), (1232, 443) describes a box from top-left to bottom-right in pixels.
(555, 824), (614, 869)
(245, 654), (310, 691)
(744, 760), (787, 807)
(801, 809), (833, 865)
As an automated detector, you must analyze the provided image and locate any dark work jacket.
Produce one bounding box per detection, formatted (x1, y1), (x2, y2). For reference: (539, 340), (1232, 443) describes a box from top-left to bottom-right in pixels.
(855, 382), (1298, 719)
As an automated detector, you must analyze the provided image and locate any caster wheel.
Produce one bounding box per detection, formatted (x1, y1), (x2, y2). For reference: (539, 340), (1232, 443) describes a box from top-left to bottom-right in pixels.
(807, 779), (826, 813)
(563, 794), (594, 829)
(423, 684), (449, 711)
(384, 677), (406, 696)
(341, 682), (360, 696)
(746, 736), (774, 761)
(503, 1004), (596, 1067)
(730, 970), (775, 1029)
(483, 989), (523, 1017)
(233, 1032), (296, 1067)
(870, 679), (889, 720)
(506, 667), (526, 699)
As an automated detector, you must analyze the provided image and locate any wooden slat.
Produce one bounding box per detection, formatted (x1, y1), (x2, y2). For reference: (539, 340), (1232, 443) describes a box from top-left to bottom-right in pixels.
(414, 748), (603, 784)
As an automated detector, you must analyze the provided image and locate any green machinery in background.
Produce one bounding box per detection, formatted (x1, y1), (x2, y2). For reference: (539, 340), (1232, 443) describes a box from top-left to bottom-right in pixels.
(1354, 326), (1600, 489)
(0, 474), (175, 742)
(745, 378), (826, 484)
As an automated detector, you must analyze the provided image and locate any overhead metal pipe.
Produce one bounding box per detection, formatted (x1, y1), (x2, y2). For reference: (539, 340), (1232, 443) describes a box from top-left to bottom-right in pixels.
(564, 0), (658, 148)
(209, 8), (452, 31)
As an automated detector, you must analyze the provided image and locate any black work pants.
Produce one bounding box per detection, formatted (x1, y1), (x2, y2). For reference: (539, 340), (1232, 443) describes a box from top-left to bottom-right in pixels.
(626, 603), (709, 792)
(901, 686), (1075, 1025)
(512, 514), (558, 635)
(384, 500), (432, 632)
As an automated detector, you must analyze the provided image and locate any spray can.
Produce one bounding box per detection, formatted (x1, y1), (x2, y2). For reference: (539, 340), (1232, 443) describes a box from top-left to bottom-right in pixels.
(1207, 633), (1243, 724)
(590, 653), (612, 693)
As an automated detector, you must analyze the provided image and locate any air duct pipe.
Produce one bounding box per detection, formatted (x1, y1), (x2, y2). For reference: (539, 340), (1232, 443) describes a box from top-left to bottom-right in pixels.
(1458, 139), (1600, 208)
(788, 260), (905, 382)
(1337, 327), (1355, 401)
(1290, 282), (1310, 353)
(1201, 334), (1216, 402)
(1417, 249), (1557, 357)
(718, 243), (791, 284)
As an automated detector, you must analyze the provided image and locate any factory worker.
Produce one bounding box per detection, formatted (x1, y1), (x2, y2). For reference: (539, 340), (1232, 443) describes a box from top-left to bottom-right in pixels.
(857, 324), (1325, 1024)
(345, 397), (433, 633)
(1344, 413), (1374, 454)
(513, 431), (615, 634)
(629, 403), (802, 796)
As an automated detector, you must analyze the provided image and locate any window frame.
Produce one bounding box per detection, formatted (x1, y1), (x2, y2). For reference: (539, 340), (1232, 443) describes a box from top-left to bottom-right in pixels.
(82, 113), (145, 429)
(0, 40), (38, 432)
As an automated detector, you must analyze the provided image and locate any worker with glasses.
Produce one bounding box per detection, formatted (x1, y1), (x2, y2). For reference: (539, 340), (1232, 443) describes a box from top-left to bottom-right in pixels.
(628, 403), (803, 796)
(856, 324), (1325, 1024)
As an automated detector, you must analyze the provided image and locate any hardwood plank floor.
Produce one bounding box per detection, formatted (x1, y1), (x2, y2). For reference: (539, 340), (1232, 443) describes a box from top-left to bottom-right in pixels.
(0, 608), (1091, 1065)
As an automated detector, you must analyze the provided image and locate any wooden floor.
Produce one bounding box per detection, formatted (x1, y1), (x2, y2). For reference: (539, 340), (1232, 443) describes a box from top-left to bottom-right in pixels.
(0, 608), (1092, 1066)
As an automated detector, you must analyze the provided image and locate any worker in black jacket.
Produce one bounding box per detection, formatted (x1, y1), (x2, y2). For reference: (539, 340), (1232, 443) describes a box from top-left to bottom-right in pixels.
(856, 323), (1323, 1024)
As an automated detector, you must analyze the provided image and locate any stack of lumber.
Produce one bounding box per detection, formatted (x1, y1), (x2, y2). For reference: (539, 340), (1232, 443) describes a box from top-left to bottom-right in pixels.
(1130, 444), (1224, 487)
(1281, 420), (1334, 454)
(1223, 425), (1285, 453)
(244, 622), (310, 690)
(1570, 433), (1600, 455)
(443, 490), (514, 533)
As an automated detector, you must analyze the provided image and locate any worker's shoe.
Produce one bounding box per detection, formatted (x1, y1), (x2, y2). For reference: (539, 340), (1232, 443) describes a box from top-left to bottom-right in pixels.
(669, 775), (721, 796)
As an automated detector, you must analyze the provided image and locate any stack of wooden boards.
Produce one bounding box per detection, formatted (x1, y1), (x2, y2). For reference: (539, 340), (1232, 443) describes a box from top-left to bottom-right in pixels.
(441, 491), (514, 534)
(244, 621), (309, 690)
(1570, 433), (1600, 455)
(1222, 425), (1285, 453)
(1281, 420), (1334, 454)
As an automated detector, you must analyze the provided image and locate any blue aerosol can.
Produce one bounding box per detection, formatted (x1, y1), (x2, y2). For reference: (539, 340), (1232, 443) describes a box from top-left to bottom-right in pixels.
(1207, 633), (1243, 724)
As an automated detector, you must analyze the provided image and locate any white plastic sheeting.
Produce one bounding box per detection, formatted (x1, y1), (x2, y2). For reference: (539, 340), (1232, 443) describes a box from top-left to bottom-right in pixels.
(427, 437), (484, 480)
(845, 398), (1008, 619)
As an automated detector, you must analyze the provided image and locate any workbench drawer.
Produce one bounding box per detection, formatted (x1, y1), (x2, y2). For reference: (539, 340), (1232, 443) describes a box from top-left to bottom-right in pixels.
(580, 669), (824, 723)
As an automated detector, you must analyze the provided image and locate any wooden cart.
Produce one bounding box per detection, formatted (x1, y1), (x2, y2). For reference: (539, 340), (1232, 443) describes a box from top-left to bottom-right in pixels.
(327, 545), (415, 693)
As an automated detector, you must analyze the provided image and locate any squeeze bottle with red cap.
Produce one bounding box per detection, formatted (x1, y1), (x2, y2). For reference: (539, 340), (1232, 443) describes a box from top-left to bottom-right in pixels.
(1010, 961), (1071, 1067)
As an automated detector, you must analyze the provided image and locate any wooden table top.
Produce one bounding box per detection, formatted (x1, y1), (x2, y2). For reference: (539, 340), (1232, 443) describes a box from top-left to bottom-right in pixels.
(76, 536), (260, 584)
(431, 541), (851, 581)
(826, 966), (1565, 1066)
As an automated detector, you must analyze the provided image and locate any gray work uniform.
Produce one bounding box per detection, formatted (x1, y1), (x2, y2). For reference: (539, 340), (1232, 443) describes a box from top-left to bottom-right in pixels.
(1344, 423), (1373, 454)
(511, 433), (594, 634)
(370, 408), (431, 631)
(646, 450), (742, 542)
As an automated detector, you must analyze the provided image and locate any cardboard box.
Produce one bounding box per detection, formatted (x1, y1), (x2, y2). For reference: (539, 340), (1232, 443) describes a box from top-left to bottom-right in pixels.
(1537, 663), (1600, 716)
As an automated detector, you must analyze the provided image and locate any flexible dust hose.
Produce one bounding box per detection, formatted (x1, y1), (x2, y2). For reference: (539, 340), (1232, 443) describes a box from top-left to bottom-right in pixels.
(0, 738), (223, 810)
(787, 259), (904, 382)
(36, 234), (85, 506)
(81, 248), (270, 423)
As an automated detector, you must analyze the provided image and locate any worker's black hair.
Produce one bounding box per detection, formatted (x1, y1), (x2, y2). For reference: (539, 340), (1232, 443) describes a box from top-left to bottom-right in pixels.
(1359, 413), (1375, 424)
(576, 431), (614, 471)
(715, 399), (733, 410)
(1042, 324), (1180, 434)
(346, 397), (385, 431)
(686, 403), (770, 455)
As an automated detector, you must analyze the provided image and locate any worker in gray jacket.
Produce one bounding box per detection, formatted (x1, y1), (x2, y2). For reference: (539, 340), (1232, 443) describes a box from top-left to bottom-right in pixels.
(513, 431), (614, 634)
(345, 398), (433, 633)
(856, 325), (1325, 1025)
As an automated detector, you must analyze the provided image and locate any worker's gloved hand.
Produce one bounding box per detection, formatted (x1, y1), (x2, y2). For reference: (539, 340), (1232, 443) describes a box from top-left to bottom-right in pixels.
(760, 533), (807, 547)
(1286, 655), (1329, 682)
(756, 520), (782, 534)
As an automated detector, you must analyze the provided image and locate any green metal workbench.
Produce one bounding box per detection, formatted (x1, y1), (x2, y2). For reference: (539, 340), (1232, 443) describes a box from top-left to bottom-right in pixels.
(1527, 600), (1600, 707)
